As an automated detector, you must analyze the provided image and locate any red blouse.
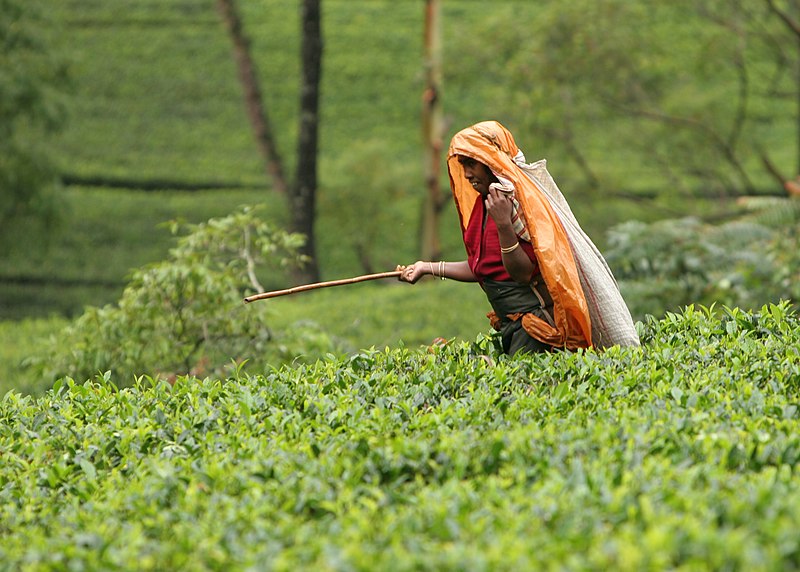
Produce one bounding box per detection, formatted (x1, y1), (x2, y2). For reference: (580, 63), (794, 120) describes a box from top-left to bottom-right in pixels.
(463, 195), (539, 282)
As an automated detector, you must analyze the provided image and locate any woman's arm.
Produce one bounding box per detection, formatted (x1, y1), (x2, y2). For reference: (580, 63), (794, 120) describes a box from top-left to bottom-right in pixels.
(398, 260), (477, 283)
(485, 186), (536, 284)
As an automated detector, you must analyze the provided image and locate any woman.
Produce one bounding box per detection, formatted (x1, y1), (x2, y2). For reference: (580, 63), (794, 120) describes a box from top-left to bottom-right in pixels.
(399, 121), (593, 355)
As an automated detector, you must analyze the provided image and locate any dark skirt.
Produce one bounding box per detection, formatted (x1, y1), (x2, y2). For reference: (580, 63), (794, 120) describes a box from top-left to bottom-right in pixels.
(482, 278), (555, 356)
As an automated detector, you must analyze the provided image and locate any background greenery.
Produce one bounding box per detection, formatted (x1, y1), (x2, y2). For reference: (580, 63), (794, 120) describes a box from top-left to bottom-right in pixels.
(5, 0), (796, 316)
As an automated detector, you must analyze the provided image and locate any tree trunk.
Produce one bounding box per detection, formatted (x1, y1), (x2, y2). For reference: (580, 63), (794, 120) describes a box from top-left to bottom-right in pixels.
(216, 0), (288, 195)
(291, 0), (323, 283)
(420, 0), (445, 263)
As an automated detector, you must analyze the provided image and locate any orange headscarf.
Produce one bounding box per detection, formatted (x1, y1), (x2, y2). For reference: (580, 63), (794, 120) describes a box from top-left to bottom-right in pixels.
(448, 121), (592, 349)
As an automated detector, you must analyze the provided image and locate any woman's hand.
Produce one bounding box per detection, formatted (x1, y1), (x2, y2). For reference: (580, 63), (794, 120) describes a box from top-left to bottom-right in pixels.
(486, 186), (536, 284)
(397, 260), (477, 283)
(485, 185), (514, 227)
(397, 262), (427, 284)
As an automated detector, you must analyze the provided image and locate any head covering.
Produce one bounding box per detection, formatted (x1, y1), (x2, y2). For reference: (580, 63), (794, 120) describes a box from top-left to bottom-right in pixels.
(448, 120), (592, 349)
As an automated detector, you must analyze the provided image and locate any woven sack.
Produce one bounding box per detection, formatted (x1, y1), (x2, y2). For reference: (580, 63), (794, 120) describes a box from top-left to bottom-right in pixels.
(519, 159), (640, 348)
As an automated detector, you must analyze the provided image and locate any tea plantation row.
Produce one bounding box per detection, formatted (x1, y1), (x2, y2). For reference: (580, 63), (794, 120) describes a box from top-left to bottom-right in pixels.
(1, 304), (799, 570)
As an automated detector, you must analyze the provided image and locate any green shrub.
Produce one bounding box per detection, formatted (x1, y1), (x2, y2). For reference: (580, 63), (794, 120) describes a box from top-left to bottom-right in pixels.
(28, 206), (344, 386)
(606, 216), (793, 319)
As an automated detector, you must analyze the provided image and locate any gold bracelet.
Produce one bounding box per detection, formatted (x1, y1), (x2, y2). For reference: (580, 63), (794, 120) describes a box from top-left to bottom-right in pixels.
(429, 261), (436, 278)
(500, 242), (520, 254)
(439, 260), (446, 280)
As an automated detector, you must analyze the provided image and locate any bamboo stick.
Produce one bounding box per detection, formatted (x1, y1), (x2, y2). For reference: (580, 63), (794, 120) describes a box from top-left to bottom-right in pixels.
(243, 270), (402, 303)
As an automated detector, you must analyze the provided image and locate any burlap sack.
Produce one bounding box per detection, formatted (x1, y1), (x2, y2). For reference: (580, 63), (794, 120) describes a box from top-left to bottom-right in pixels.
(520, 159), (640, 348)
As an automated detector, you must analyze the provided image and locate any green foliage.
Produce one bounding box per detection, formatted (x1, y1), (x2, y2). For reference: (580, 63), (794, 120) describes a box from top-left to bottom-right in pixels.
(737, 195), (800, 306)
(28, 206), (343, 386)
(769, 228), (800, 307)
(2, 304), (800, 569)
(737, 195), (800, 228)
(605, 216), (796, 319)
(0, 0), (68, 240)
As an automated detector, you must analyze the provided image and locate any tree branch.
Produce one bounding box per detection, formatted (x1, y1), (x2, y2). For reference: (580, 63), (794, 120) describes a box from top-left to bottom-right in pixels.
(615, 105), (755, 193)
(766, 0), (800, 37)
(241, 225), (264, 293)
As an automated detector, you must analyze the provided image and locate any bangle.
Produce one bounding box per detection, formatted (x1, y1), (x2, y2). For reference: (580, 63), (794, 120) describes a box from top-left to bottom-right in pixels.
(428, 261), (446, 280)
(500, 242), (520, 254)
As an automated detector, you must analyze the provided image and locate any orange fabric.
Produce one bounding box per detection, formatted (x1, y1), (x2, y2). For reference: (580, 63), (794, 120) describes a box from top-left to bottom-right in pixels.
(448, 121), (592, 349)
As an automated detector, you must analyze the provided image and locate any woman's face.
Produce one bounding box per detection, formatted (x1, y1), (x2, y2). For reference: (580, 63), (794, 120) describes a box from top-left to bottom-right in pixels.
(458, 156), (496, 197)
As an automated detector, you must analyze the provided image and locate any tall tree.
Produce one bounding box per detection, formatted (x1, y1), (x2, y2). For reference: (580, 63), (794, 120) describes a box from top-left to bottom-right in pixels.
(291, 0), (323, 283)
(218, 0), (322, 283)
(420, 0), (445, 263)
(216, 0), (289, 195)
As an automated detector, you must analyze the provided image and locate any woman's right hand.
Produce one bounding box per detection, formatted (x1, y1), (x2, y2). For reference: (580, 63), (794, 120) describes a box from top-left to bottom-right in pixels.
(397, 262), (428, 284)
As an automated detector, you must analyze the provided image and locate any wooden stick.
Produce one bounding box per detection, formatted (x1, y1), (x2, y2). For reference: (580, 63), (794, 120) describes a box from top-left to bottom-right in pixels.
(243, 270), (403, 303)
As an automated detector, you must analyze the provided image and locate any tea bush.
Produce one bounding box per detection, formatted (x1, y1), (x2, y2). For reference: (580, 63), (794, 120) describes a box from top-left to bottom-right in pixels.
(2, 303), (800, 569)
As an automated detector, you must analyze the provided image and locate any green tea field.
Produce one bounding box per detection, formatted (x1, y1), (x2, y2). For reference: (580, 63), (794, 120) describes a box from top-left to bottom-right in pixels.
(2, 304), (799, 569)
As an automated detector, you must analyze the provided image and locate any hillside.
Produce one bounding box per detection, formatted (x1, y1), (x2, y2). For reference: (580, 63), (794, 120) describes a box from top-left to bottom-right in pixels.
(2, 304), (799, 569)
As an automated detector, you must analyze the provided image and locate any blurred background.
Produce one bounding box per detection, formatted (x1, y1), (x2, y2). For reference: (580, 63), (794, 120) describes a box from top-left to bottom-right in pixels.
(2, 0), (799, 390)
